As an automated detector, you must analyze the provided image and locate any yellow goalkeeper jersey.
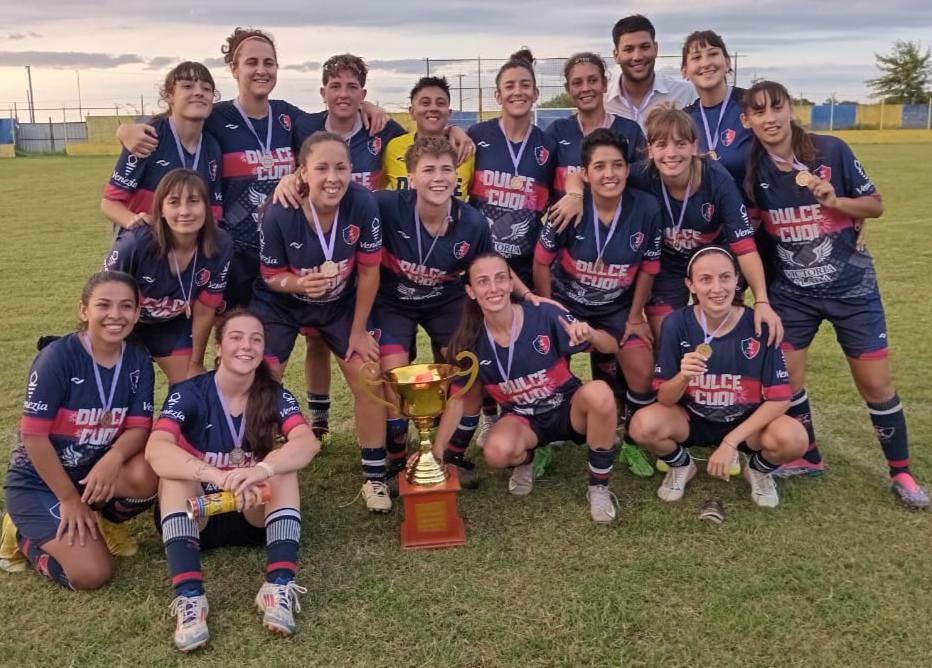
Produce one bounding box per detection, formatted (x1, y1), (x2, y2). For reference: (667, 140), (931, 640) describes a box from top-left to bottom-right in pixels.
(382, 132), (475, 201)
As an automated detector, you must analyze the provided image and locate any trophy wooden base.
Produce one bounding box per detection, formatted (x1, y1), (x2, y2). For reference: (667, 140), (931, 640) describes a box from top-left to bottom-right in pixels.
(399, 466), (466, 550)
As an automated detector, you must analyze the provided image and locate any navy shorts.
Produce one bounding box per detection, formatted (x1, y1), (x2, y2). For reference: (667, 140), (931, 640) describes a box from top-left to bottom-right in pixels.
(5, 465), (93, 547)
(506, 256), (533, 289)
(370, 297), (464, 356)
(770, 289), (888, 359)
(132, 316), (192, 359)
(683, 410), (754, 454)
(509, 396), (585, 447)
(646, 270), (690, 317)
(250, 294), (356, 367)
(573, 305), (647, 350)
(224, 246), (260, 310)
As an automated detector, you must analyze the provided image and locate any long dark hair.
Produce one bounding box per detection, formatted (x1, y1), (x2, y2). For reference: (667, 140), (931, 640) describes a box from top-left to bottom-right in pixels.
(446, 252), (511, 365)
(213, 309), (280, 461)
(742, 80), (816, 204)
(150, 168), (219, 260)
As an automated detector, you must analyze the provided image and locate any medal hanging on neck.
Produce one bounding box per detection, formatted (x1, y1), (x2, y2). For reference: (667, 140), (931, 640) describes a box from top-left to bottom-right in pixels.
(214, 373), (247, 467)
(308, 198), (340, 279)
(769, 153), (812, 187)
(414, 199), (451, 268)
(483, 305), (519, 382)
(660, 171), (694, 251)
(233, 100), (275, 169)
(698, 86), (731, 161)
(83, 333), (125, 428)
(170, 248), (198, 318)
(591, 196), (622, 273)
(697, 307), (734, 359)
(168, 117), (203, 171)
(498, 119), (532, 191)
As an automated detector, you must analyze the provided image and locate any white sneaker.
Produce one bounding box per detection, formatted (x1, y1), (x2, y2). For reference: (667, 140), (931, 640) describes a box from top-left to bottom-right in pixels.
(508, 462), (534, 496)
(361, 480), (392, 512)
(587, 485), (619, 523)
(657, 461), (697, 502)
(256, 580), (307, 636)
(745, 467), (780, 508)
(170, 594), (209, 652)
(476, 414), (498, 449)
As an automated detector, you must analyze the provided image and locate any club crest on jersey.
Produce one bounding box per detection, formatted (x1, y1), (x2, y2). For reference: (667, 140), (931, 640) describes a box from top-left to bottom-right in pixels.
(534, 146), (550, 166)
(533, 334), (551, 355)
(129, 369), (140, 393)
(630, 231), (644, 251)
(368, 137), (382, 156)
(721, 128), (736, 147)
(369, 327), (382, 342)
(279, 113), (292, 131)
(701, 202), (715, 223)
(453, 240), (470, 260)
(741, 337), (760, 360)
(195, 268), (211, 287)
(814, 164), (832, 182)
(209, 160), (218, 181)
(343, 224), (361, 245)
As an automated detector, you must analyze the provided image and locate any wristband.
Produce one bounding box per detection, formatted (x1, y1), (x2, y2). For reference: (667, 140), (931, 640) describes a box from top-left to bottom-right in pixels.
(755, 300), (769, 305)
(256, 461), (275, 479)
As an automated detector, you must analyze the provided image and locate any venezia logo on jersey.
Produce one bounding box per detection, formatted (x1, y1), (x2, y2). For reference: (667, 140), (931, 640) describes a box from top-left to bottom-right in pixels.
(368, 137), (382, 156)
(452, 240), (470, 260)
(721, 128), (736, 147)
(741, 338), (761, 360)
(814, 164), (832, 182)
(630, 231), (644, 251)
(195, 268), (211, 287)
(343, 224), (360, 245)
(533, 335), (551, 355)
(279, 114), (292, 131)
(701, 203), (715, 223)
(534, 146), (549, 166)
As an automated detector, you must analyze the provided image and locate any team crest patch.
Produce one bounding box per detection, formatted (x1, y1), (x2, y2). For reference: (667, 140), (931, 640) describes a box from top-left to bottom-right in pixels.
(741, 337), (760, 360)
(369, 327), (382, 342)
(195, 268), (211, 287)
(874, 426), (895, 440)
(343, 224), (360, 245)
(453, 240), (470, 260)
(534, 146), (550, 165)
(368, 137), (382, 156)
(279, 113), (292, 131)
(209, 160), (218, 181)
(814, 164), (832, 182)
(721, 128), (736, 147)
(630, 231), (644, 251)
(701, 202), (715, 223)
(533, 334), (551, 355)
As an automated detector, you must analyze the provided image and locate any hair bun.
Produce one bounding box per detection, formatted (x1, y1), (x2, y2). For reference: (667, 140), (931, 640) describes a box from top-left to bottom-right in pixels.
(510, 48), (535, 66)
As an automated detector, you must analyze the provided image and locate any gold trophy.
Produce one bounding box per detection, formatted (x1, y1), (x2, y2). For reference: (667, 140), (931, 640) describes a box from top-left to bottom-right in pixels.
(360, 351), (479, 550)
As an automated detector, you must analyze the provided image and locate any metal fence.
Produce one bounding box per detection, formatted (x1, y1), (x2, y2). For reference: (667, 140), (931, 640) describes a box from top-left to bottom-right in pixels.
(14, 120), (87, 153)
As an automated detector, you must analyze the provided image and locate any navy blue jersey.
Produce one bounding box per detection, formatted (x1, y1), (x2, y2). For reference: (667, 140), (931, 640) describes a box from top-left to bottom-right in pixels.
(106, 116), (223, 220)
(153, 370), (306, 473)
(654, 307), (791, 423)
(684, 87), (751, 185)
(536, 189), (661, 314)
(628, 158), (757, 279)
(750, 134), (880, 299)
(103, 225), (232, 323)
(545, 114), (645, 196)
(293, 112), (406, 191)
(467, 303), (587, 417)
(9, 334), (154, 484)
(375, 189), (493, 307)
(467, 119), (556, 261)
(205, 100), (303, 251)
(256, 182), (381, 306)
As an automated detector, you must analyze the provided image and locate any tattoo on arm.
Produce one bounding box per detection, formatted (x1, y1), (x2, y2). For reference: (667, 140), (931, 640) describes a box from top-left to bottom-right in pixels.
(190, 458), (212, 482)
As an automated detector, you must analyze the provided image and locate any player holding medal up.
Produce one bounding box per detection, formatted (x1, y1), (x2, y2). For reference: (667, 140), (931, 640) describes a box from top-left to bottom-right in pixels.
(105, 169), (233, 384)
(146, 309), (318, 650)
(630, 247), (807, 508)
(1, 272), (156, 588)
(740, 81), (928, 508)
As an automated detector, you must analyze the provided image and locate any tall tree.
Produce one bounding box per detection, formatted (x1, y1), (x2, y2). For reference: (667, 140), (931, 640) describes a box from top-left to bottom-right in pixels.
(866, 41), (931, 103)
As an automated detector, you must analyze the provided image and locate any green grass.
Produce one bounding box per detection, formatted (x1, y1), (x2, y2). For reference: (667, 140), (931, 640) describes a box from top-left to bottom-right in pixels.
(0, 148), (930, 667)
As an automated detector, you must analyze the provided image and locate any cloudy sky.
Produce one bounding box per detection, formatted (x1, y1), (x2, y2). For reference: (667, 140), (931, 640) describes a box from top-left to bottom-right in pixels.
(1, 1), (930, 120)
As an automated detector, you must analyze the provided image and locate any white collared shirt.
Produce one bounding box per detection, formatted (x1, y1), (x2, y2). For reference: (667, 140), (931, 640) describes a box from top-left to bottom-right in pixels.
(604, 68), (697, 131)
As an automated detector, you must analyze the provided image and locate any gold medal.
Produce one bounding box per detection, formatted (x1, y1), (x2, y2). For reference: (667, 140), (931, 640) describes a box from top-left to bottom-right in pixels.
(708, 150), (719, 161)
(509, 175), (524, 190)
(229, 447), (246, 467)
(795, 170), (812, 188)
(321, 260), (339, 278)
(261, 152), (275, 169)
(696, 343), (713, 359)
(98, 410), (114, 428)
(594, 257), (605, 272)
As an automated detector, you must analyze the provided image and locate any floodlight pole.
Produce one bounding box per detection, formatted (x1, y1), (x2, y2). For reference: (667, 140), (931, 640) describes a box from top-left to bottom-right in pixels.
(25, 66), (35, 123)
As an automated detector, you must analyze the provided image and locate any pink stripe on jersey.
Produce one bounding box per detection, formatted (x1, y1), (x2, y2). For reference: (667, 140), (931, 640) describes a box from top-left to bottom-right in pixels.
(730, 237), (757, 256)
(281, 413), (307, 438)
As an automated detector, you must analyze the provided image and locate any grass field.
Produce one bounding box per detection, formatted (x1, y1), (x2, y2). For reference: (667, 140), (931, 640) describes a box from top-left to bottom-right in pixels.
(0, 149), (930, 667)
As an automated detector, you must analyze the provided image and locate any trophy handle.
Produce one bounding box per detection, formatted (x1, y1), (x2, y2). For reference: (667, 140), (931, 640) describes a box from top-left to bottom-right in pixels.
(358, 361), (396, 411)
(447, 350), (479, 402)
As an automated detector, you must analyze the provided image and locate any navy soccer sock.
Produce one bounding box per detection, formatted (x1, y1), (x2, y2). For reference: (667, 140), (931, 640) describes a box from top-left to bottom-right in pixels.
(161, 512), (203, 597)
(265, 508), (301, 584)
(867, 394), (910, 477)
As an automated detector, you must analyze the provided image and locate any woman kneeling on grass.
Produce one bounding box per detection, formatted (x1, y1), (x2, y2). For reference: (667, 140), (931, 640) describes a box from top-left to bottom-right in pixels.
(146, 309), (319, 651)
(1, 271), (157, 587)
(629, 247), (807, 508)
(434, 252), (621, 523)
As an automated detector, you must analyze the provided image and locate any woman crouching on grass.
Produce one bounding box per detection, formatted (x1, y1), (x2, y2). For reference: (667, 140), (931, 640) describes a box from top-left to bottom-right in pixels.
(0, 271), (156, 587)
(629, 247), (806, 508)
(145, 309), (319, 651)
(434, 252), (622, 523)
